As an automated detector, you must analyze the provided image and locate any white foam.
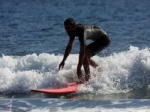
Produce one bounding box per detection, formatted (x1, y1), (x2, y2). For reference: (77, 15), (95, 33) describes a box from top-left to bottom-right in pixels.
(0, 46), (150, 94)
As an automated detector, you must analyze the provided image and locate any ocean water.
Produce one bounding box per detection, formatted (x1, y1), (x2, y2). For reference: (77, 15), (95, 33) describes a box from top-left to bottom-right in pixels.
(0, 0), (150, 111)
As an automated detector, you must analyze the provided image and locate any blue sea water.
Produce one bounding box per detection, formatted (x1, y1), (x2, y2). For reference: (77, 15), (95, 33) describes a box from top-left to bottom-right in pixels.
(0, 0), (150, 111)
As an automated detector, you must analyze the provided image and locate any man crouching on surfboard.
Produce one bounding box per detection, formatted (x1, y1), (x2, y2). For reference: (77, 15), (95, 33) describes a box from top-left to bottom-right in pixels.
(59, 18), (111, 83)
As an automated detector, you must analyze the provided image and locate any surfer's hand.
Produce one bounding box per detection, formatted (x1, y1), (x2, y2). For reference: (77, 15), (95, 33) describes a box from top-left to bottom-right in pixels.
(59, 61), (65, 70)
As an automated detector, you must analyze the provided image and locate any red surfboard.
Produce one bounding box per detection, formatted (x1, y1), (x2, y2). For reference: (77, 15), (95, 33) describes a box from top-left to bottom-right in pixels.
(31, 81), (81, 94)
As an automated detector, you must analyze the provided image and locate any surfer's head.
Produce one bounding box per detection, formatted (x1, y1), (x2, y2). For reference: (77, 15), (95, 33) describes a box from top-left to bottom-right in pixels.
(64, 18), (76, 35)
(64, 18), (76, 26)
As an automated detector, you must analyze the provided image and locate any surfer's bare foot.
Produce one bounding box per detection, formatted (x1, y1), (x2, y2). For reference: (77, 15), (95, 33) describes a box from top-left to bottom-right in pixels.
(89, 59), (99, 68)
(77, 80), (84, 84)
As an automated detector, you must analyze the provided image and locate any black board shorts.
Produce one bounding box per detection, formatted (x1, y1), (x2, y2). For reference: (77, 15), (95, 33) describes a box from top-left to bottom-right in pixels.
(87, 35), (111, 56)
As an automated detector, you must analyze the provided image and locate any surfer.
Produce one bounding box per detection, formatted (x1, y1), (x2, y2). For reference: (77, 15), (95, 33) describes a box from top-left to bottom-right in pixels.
(59, 18), (111, 83)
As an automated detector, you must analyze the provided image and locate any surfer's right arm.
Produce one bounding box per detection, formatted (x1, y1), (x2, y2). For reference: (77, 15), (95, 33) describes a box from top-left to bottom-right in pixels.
(59, 38), (74, 70)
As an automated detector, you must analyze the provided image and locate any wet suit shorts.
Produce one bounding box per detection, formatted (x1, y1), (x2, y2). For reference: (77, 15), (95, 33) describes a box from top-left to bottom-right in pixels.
(87, 35), (111, 56)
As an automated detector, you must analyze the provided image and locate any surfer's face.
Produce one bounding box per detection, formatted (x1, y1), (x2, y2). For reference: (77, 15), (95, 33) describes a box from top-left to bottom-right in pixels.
(65, 24), (75, 33)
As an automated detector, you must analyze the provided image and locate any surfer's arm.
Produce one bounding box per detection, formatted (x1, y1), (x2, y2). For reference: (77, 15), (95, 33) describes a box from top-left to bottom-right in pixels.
(59, 38), (74, 70)
(62, 38), (74, 62)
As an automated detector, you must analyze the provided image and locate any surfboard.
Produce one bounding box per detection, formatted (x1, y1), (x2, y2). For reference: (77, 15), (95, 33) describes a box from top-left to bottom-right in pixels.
(31, 81), (81, 95)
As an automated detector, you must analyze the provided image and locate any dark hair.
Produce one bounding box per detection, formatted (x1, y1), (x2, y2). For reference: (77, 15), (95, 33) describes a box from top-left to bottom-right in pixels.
(64, 18), (76, 26)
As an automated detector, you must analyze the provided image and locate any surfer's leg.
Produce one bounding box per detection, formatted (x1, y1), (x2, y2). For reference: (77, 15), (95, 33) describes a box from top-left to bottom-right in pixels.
(83, 55), (91, 81)
(87, 35), (111, 68)
(85, 47), (99, 68)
